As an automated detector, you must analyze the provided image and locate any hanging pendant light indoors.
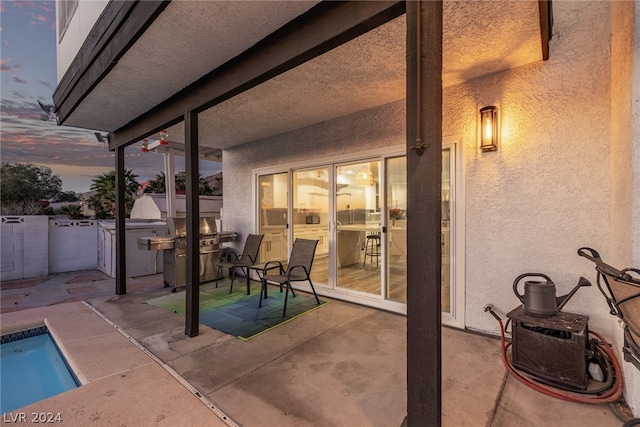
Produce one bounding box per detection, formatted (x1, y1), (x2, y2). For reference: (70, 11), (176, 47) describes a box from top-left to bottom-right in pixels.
(355, 166), (374, 186)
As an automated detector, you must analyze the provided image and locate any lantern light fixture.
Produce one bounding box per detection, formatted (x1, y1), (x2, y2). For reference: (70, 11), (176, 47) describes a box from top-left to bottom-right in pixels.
(480, 106), (498, 152)
(141, 139), (150, 152)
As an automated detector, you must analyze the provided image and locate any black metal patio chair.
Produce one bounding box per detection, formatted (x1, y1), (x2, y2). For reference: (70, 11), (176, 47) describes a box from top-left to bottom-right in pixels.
(216, 234), (264, 295)
(259, 238), (320, 317)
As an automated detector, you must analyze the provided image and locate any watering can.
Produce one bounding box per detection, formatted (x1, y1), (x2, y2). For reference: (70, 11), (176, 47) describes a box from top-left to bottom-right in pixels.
(513, 273), (592, 317)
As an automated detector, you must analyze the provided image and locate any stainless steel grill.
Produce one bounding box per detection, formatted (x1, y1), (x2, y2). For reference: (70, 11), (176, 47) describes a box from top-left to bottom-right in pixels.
(137, 217), (236, 289)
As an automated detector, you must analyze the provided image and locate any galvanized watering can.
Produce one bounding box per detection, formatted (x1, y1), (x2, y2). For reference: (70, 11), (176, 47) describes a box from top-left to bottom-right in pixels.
(513, 273), (592, 317)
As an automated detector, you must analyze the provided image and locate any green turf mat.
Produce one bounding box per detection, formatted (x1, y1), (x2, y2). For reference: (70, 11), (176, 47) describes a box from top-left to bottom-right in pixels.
(146, 280), (327, 340)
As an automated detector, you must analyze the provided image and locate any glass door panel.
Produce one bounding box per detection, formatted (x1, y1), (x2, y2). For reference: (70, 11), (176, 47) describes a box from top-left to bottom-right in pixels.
(385, 150), (452, 312)
(441, 148), (451, 313)
(335, 161), (381, 295)
(385, 157), (407, 303)
(258, 173), (289, 264)
(292, 168), (329, 285)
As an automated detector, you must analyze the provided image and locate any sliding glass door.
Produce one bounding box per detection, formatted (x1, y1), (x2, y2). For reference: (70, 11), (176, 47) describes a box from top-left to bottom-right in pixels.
(334, 160), (381, 295)
(254, 144), (457, 317)
(258, 173), (289, 264)
(291, 167), (329, 285)
(385, 156), (406, 303)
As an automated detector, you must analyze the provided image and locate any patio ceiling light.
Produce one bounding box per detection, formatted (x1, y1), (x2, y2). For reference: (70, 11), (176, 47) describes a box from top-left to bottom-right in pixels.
(480, 106), (498, 152)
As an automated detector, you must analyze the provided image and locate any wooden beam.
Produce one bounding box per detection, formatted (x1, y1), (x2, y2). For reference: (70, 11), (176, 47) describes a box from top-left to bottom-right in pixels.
(538, 0), (553, 60)
(109, 1), (405, 149)
(405, 1), (443, 426)
(54, 1), (169, 126)
(184, 111), (200, 337)
(115, 145), (127, 295)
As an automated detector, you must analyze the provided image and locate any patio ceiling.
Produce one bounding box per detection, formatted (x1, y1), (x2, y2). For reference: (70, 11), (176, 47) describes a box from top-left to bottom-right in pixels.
(55, 0), (547, 151)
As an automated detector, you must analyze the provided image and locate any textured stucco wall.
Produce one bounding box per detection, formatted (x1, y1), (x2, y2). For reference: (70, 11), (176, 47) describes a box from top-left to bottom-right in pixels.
(611, 0), (640, 415)
(457, 1), (614, 334)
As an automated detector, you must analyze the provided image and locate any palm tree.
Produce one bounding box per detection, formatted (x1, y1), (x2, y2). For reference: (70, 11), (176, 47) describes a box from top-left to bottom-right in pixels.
(143, 171), (213, 196)
(57, 204), (84, 219)
(145, 172), (167, 194)
(89, 170), (139, 219)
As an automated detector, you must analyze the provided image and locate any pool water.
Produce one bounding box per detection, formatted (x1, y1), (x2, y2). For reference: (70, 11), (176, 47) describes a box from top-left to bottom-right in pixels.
(1, 329), (79, 414)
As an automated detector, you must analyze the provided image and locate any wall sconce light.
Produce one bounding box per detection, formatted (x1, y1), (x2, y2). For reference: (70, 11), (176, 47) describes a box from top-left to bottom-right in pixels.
(480, 106), (498, 152)
(159, 129), (169, 145)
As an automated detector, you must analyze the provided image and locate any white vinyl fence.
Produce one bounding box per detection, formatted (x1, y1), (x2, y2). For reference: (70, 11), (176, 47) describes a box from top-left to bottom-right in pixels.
(1, 216), (166, 282)
(49, 219), (98, 274)
(1, 216), (49, 281)
(1, 216), (98, 281)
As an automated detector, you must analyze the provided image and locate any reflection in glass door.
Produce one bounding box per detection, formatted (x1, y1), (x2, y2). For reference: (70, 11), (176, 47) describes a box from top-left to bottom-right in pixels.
(258, 173), (289, 264)
(386, 157), (406, 303)
(292, 168), (329, 285)
(335, 161), (381, 295)
(441, 149), (451, 313)
(384, 150), (452, 312)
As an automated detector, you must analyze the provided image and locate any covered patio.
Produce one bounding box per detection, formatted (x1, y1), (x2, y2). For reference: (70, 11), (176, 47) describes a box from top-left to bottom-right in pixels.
(52, 0), (640, 423)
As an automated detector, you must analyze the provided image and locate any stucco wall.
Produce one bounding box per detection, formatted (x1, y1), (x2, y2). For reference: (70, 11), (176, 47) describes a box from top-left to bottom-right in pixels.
(460, 1), (613, 334)
(611, 0), (640, 415)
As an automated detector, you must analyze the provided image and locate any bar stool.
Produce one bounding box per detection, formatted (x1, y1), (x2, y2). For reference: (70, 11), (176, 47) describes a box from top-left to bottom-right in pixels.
(363, 232), (380, 266)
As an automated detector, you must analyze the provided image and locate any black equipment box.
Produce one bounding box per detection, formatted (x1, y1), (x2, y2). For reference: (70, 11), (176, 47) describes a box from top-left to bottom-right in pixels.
(507, 306), (589, 390)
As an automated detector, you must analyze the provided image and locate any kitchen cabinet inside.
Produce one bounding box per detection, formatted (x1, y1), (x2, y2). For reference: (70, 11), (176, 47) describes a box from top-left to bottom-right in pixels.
(260, 228), (287, 263)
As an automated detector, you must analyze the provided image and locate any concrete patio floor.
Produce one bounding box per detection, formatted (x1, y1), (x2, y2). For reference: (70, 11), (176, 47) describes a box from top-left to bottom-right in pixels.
(0, 271), (626, 426)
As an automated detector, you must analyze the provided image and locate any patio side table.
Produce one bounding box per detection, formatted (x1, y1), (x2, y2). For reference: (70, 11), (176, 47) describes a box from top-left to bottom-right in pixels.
(248, 262), (284, 300)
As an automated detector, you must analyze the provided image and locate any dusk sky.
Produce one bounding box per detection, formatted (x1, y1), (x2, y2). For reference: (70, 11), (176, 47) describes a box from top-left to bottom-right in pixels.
(0, 0), (221, 193)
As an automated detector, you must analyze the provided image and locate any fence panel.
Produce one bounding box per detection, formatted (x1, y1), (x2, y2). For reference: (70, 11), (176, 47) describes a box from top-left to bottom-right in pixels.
(49, 219), (97, 273)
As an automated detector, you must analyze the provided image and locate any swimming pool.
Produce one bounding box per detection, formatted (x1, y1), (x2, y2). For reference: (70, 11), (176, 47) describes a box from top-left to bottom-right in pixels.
(1, 327), (80, 414)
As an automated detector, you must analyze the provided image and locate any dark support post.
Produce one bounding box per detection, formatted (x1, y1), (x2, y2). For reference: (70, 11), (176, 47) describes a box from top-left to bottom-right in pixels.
(115, 144), (127, 295)
(405, 1), (443, 426)
(184, 111), (200, 337)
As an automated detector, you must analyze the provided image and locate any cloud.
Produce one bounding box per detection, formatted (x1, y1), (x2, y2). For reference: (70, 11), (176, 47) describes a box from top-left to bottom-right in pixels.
(38, 78), (51, 87)
(10, 75), (27, 84)
(7, 1), (54, 30)
(0, 59), (21, 71)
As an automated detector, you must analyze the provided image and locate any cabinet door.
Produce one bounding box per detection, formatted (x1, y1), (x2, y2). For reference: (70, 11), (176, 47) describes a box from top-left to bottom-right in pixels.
(261, 230), (286, 262)
(270, 232), (286, 261)
(304, 228), (328, 255)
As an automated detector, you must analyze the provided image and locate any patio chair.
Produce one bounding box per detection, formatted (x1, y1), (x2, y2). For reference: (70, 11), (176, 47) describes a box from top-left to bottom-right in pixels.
(216, 234), (264, 295)
(259, 238), (320, 317)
